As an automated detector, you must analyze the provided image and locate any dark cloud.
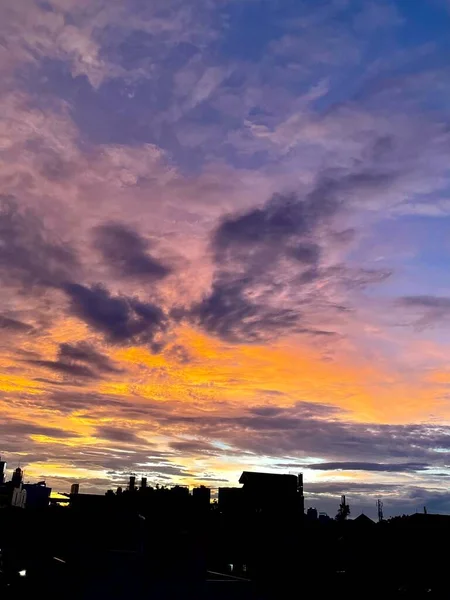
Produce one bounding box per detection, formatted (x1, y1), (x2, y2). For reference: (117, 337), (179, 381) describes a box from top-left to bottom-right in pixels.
(192, 167), (393, 343)
(166, 344), (192, 364)
(250, 406), (285, 417)
(170, 439), (217, 454)
(47, 391), (126, 413)
(190, 188), (333, 341)
(0, 419), (80, 440)
(95, 425), (148, 445)
(306, 461), (431, 473)
(25, 359), (99, 379)
(191, 277), (300, 342)
(93, 222), (171, 281)
(172, 405), (450, 467)
(212, 190), (334, 257)
(58, 342), (120, 373)
(142, 464), (193, 477)
(249, 401), (344, 419)
(0, 195), (79, 288)
(0, 315), (33, 332)
(33, 378), (74, 386)
(401, 296), (450, 309)
(398, 295), (450, 327)
(289, 242), (321, 264)
(212, 169), (393, 263)
(25, 342), (120, 381)
(63, 283), (167, 346)
(307, 481), (398, 495)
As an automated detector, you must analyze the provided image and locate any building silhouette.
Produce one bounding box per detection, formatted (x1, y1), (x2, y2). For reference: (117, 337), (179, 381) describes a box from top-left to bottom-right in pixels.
(238, 471), (304, 517)
(218, 486), (243, 513)
(23, 482), (51, 509)
(192, 485), (211, 509)
(11, 467), (23, 488)
(307, 506), (318, 520)
(0, 456), (6, 484)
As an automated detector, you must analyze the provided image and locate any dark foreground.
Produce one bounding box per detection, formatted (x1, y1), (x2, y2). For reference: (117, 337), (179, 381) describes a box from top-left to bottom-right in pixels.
(1, 507), (449, 598)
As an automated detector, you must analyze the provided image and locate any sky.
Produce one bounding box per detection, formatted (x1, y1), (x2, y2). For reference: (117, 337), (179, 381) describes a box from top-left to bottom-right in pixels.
(1, 0), (450, 519)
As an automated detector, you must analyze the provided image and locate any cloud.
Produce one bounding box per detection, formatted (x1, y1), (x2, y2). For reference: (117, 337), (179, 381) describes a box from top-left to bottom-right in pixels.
(0, 418), (80, 440)
(93, 222), (171, 281)
(47, 391), (125, 413)
(212, 189), (333, 261)
(170, 439), (217, 454)
(173, 405), (450, 467)
(249, 401), (344, 419)
(25, 359), (99, 380)
(0, 0), (219, 87)
(95, 425), (148, 445)
(190, 277), (302, 343)
(400, 296), (450, 309)
(306, 461), (431, 473)
(0, 315), (34, 332)
(63, 283), (167, 346)
(25, 342), (121, 382)
(307, 481), (398, 495)
(0, 195), (79, 289)
(191, 167), (393, 342)
(58, 342), (120, 373)
(398, 296), (450, 328)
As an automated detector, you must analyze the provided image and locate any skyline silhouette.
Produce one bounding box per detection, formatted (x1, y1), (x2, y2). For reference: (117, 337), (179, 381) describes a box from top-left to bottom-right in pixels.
(0, 455), (441, 521)
(2, 462), (449, 597)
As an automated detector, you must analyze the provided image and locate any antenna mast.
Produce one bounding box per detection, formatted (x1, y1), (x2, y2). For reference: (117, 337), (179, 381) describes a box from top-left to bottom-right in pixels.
(377, 499), (384, 522)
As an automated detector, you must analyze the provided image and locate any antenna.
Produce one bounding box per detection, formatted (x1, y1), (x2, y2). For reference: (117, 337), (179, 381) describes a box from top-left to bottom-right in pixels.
(377, 499), (384, 522)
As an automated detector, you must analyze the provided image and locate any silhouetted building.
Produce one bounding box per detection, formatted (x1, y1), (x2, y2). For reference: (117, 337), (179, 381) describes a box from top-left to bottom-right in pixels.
(193, 485), (211, 509)
(23, 482), (51, 509)
(70, 493), (108, 511)
(11, 484), (26, 508)
(11, 467), (23, 488)
(140, 477), (147, 490)
(171, 485), (189, 498)
(71, 483), (80, 495)
(238, 471), (304, 516)
(318, 512), (331, 523)
(353, 513), (375, 527)
(218, 487), (244, 513)
(128, 476), (136, 492)
(307, 507), (318, 521)
(0, 456), (6, 484)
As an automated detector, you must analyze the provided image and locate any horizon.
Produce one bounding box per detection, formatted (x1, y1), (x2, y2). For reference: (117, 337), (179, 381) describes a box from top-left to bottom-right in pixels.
(0, 458), (438, 521)
(2, 0), (450, 520)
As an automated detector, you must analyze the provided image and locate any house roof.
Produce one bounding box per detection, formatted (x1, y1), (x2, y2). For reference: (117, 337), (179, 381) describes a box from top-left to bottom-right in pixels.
(353, 513), (375, 525)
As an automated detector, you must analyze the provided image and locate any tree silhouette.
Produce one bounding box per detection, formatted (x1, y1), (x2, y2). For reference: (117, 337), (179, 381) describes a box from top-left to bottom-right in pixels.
(336, 495), (350, 521)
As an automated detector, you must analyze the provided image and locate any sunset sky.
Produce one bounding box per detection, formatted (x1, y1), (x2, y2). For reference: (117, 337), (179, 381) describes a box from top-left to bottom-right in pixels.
(1, 0), (450, 518)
